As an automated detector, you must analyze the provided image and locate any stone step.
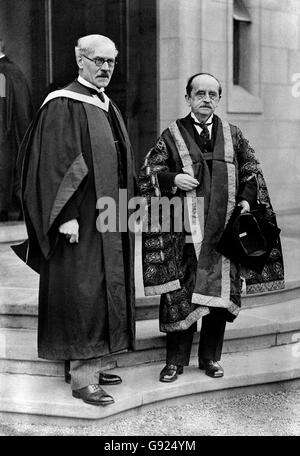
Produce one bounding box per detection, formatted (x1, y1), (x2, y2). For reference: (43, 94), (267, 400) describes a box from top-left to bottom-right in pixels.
(2, 209), (300, 326)
(1, 343), (300, 425)
(0, 287), (38, 329)
(1, 298), (300, 377)
(135, 280), (300, 321)
(1, 280), (299, 328)
(0, 222), (27, 243)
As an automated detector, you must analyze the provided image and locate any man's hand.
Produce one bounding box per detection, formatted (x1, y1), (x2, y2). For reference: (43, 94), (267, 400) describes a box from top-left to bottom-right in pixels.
(174, 174), (199, 191)
(238, 200), (250, 214)
(58, 219), (79, 243)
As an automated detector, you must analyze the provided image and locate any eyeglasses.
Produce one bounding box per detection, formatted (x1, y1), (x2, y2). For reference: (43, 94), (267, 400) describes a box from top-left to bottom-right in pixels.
(195, 91), (219, 100)
(81, 55), (117, 68)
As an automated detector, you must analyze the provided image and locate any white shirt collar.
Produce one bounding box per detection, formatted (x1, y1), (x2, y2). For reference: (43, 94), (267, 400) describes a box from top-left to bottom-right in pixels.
(0, 54), (5, 60)
(191, 112), (214, 138)
(191, 112), (213, 125)
(77, 75), (105, 94)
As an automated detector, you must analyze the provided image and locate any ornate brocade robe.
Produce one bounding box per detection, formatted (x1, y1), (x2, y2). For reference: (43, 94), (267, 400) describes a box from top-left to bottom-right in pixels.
(138, 115), (284, 332)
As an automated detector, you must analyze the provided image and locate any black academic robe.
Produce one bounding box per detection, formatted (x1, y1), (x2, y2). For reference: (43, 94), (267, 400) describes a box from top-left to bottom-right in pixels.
(0, 56), (33, 215)
(14, 81), (135, 360)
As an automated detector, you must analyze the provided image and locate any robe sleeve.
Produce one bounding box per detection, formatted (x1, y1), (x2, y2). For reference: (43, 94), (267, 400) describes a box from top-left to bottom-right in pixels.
(137, 135), (182, 296)
(139, 135), (179, 198)
(235, 127), (262, 208)
(22, 98), (89, 258)
(138, 136), (170, 197)
(51, 191), (80, 228)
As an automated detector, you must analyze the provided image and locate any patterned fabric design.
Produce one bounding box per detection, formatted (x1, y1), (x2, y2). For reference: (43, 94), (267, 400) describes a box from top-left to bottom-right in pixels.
(235, 128), (284, 292)
(138, 119), (285, 333)
(160, 305), (210, 332)
(144, 233), (173, 251)
(138, 136), (184, 293)
(143, 261), (178, 286)
(145, 246), (174, 264)
(160, 286), (194, 323)
(246, 280), (285, 294)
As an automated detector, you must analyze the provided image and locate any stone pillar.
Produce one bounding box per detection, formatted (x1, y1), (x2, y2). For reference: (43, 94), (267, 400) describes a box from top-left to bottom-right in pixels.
(158, 0), (203, 131)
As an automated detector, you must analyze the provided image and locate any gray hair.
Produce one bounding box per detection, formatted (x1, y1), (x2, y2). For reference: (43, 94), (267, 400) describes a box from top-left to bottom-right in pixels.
(75, 34), (118, 59)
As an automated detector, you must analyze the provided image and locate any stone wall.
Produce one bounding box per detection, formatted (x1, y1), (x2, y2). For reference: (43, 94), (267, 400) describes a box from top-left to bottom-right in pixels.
(158, 0), (300, 211)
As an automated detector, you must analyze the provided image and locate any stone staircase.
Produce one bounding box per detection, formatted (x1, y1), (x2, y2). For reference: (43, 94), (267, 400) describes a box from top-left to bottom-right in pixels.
(0, 213), (300, 424)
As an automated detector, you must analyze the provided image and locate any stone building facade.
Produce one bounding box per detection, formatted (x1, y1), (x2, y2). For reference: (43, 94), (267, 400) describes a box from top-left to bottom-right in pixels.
(158, 0), (300, 211)
(0, 0), (299, 211)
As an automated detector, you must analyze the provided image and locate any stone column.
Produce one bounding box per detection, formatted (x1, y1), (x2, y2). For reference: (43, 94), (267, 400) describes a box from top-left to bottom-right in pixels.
(157, 0), (203, 131)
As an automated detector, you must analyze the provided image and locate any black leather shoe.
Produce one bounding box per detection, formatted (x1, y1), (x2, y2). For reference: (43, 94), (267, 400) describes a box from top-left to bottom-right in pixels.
(65, 370), (122, 385)
(159, 364), (184, 383)
(72, 384), (114, 406)
(99, 371), (122, 385)
(198, 359), (224, 378)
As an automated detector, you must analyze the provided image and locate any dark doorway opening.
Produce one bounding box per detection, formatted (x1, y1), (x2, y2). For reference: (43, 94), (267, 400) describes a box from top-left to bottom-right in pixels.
(38, 0), (158, 166)
(0, 0), (157, 201)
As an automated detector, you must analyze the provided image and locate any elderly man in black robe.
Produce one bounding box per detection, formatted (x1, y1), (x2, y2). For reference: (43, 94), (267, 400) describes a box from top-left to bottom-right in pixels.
(138, 73), (284, 383)
(15, 35), (136, 406)
(0, 38), (33, 220)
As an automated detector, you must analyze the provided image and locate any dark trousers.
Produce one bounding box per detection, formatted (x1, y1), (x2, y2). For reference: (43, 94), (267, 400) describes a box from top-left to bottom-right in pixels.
(166, 310), (227, 366)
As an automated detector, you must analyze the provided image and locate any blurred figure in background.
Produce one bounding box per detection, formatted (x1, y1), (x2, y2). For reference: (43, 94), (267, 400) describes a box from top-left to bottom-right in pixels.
(0, 38), (33, 221)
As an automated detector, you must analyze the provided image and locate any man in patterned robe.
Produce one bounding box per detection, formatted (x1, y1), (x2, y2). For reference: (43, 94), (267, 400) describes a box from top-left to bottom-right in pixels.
(138, 73), (284, 382)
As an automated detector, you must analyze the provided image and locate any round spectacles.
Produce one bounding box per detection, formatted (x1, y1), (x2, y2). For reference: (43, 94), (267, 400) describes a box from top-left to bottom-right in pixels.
(195, 91), (219, 100)
(82, 55), (117, 68)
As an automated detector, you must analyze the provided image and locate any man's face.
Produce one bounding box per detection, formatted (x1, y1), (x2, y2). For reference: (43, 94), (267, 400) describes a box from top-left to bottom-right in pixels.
(185, 75), (221, 121)
(78, 42), (117, 89)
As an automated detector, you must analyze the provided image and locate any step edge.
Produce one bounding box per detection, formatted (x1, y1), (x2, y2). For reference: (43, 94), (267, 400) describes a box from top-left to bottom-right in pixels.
(2, 283), (300, 318)
(1, 317), (300, 360)
(0, 362), (299, 419)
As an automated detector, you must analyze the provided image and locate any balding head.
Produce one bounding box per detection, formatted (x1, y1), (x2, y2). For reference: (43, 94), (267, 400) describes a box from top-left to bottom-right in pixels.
(185, 72), (221, 122)
(186, 72), (222, 98)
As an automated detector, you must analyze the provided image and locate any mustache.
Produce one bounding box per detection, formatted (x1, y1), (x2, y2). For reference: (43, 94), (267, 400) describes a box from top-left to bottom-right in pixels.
(98, 71), (110, 77)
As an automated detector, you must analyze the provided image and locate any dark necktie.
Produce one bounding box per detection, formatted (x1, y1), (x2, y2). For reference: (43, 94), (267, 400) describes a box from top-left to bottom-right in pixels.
(88, 87), (105, 102)
(192, 119), (212, 148)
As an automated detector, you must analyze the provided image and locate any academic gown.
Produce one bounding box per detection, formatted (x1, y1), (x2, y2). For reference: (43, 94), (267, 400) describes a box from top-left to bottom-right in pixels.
(14, 81), (135, 360)
(138, 114), (284, 332)
(0, 56), (33, 214)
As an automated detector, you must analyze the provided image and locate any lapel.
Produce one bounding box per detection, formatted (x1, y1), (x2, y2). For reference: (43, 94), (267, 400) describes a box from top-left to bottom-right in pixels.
(177, 115), (205, 164)
(211, 115), (225, 161)
(180, 114), (202, 150)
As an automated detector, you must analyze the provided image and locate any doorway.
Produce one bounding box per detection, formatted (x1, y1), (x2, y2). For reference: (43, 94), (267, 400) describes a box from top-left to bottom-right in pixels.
(38, 0), (158, 166)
